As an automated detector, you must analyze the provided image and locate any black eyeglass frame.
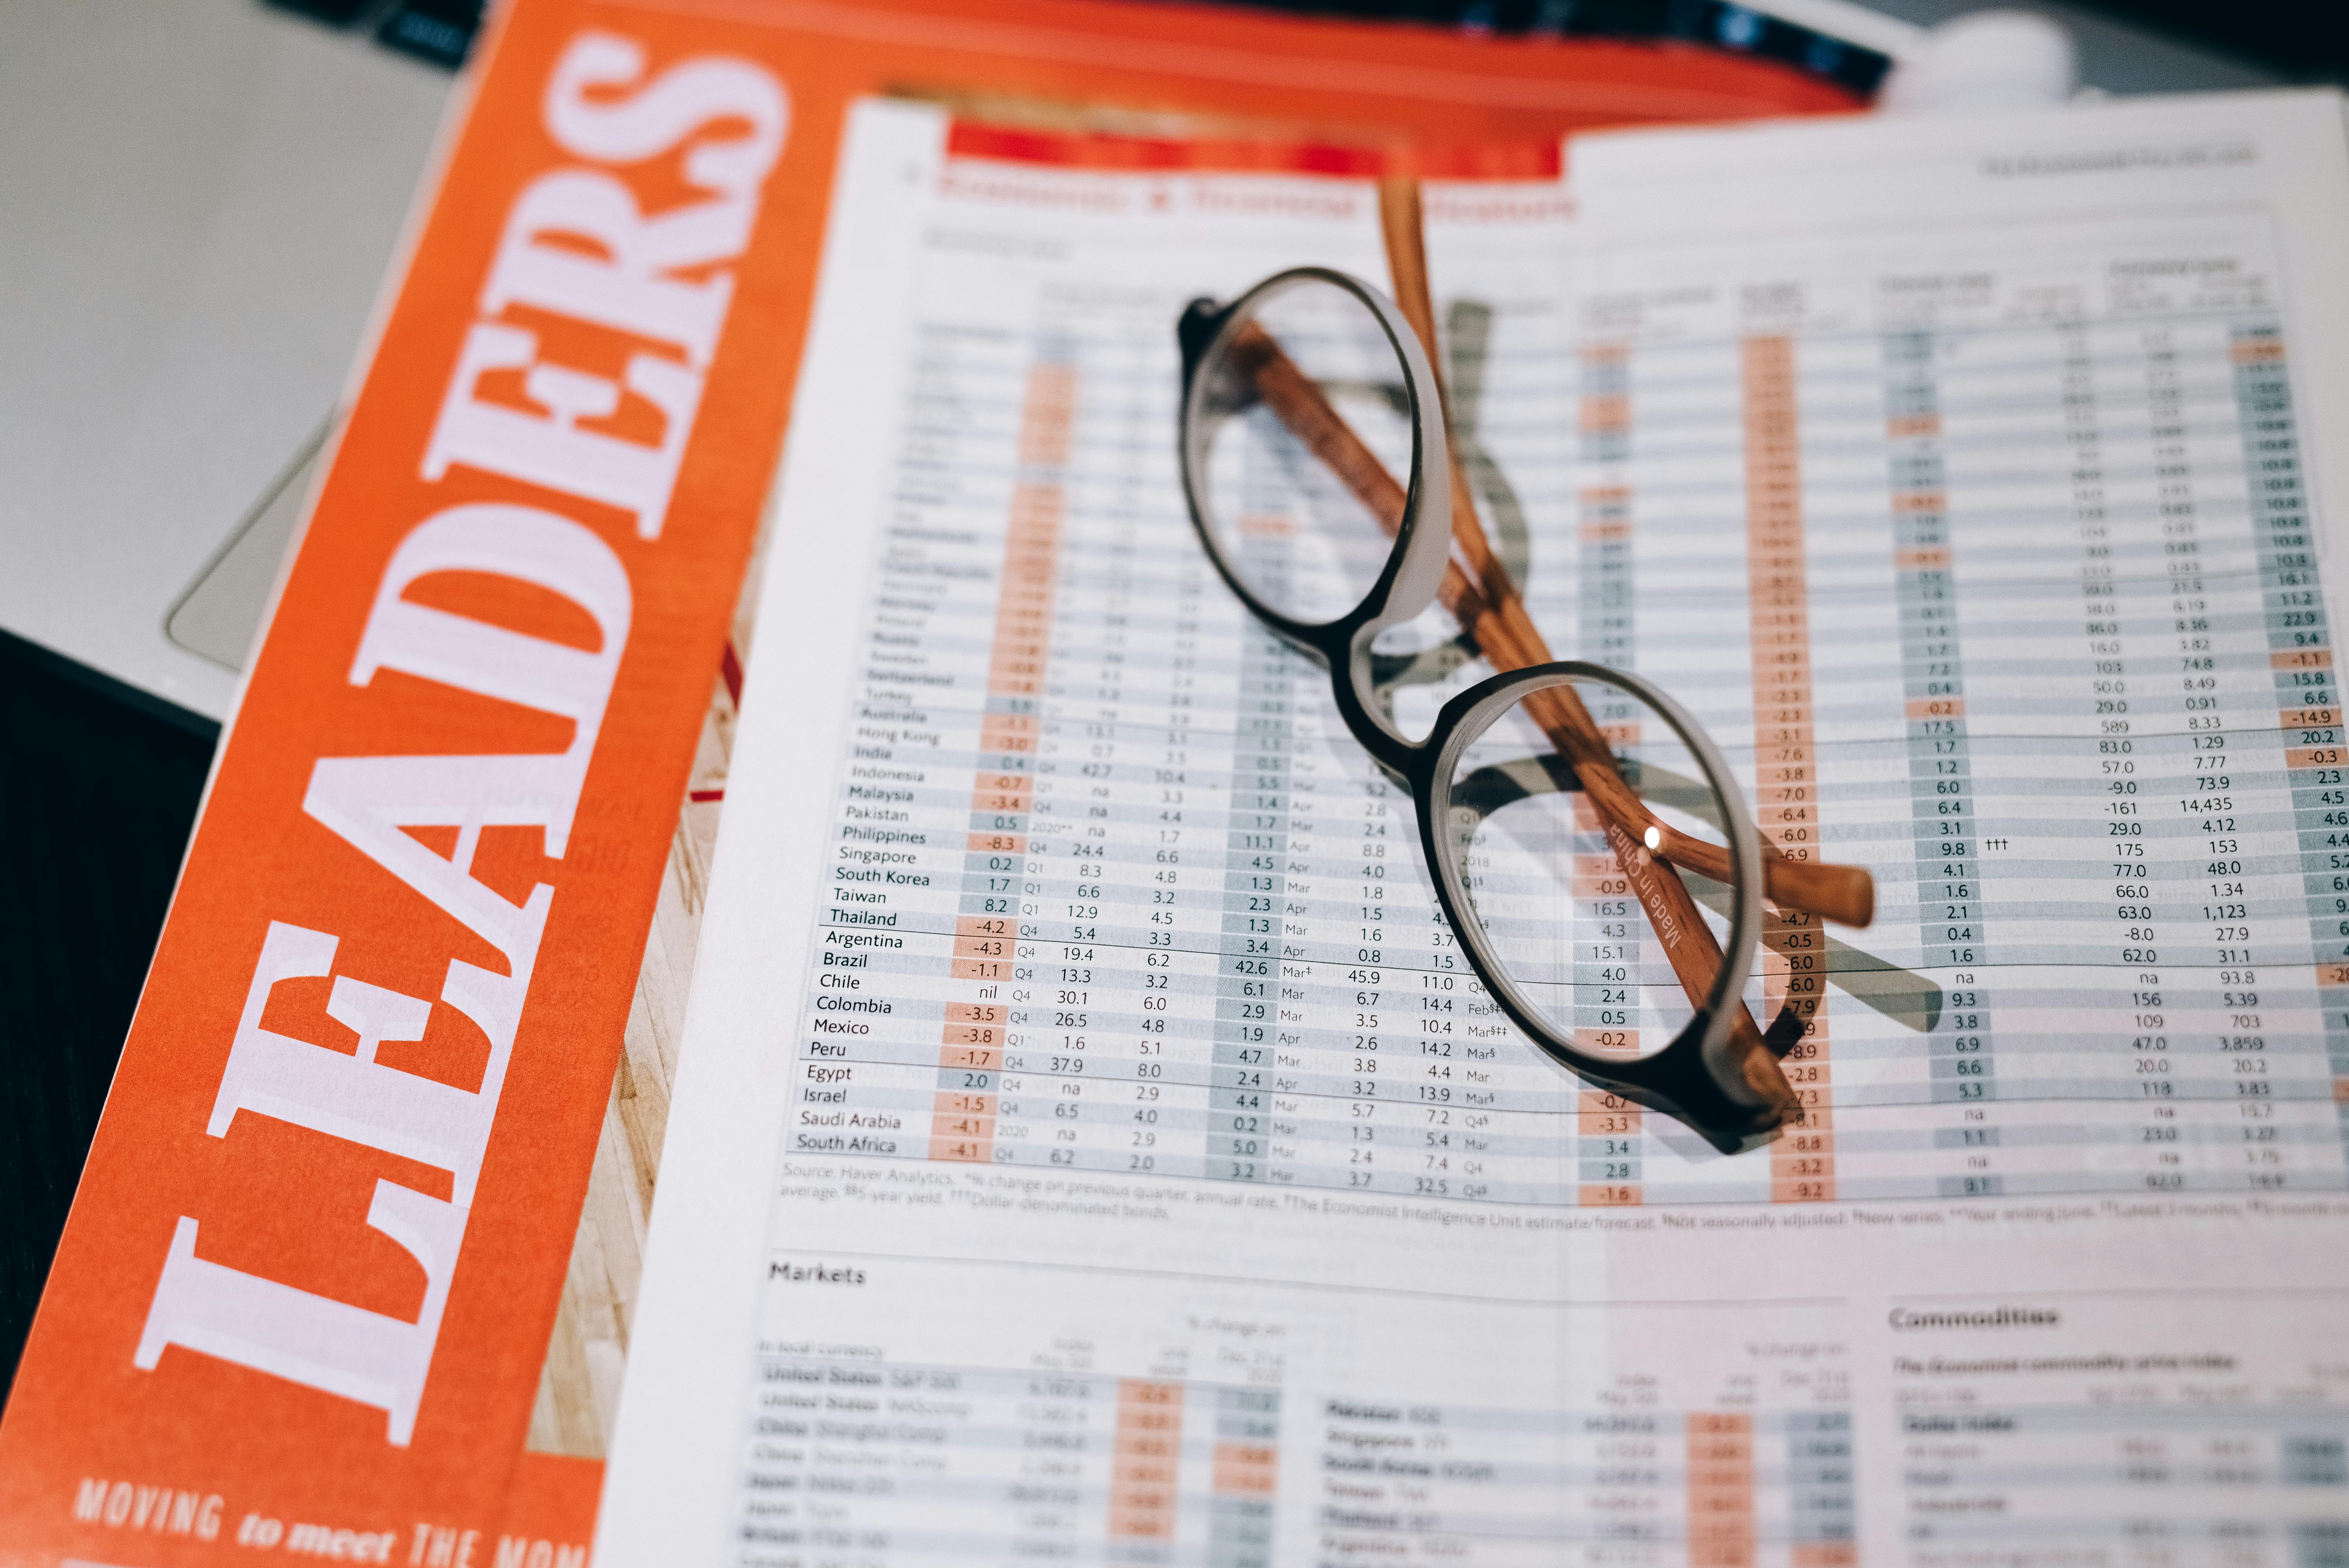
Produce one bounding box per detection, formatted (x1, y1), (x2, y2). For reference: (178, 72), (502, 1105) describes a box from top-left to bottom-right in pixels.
(1176, 266), (1792, 1154)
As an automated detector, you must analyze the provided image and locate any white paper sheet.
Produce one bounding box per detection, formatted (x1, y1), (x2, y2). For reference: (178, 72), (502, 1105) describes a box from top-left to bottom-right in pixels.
(600, 90), (2349, 1567)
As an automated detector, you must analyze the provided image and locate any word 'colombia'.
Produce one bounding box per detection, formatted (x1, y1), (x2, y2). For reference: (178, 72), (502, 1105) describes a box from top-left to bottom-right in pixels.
(133, 30), (788, 1445)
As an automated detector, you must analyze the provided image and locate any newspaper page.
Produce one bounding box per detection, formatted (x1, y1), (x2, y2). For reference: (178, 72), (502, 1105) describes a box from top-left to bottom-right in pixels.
(0, 1), (1851, 1561)
(602, 90), (2349, 1566)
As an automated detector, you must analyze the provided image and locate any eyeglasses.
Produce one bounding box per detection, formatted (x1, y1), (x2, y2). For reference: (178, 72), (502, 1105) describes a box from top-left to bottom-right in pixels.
(1171, 191), (1877, 1154)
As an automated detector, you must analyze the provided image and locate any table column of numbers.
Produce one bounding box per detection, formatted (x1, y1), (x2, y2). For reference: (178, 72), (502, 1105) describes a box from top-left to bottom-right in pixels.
(1576, 336), (1645, 1206)
(1883, 328), (1996, 1144)
(2238, 323), (2349, 1166)
(942, 349), (1077, 1164)
(1744, 333), (1836, 1202)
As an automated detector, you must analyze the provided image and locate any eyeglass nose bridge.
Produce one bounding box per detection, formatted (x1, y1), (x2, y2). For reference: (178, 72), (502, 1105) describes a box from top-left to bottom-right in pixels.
(1175, 270), (1456, 778)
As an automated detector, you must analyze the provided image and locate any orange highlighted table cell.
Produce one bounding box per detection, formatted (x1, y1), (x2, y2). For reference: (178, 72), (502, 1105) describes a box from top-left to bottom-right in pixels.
(931, 1114), (994, 1141)
(1572, 856), (1631, 898)
(984, 666), (1046, 696)
(1782, 1098), (1834, 1131)
(1690, 1543), (1759, 1568)
(1213, 1442), (1278, 1495)
(971, 787), (1034, 814)
(1016, 365), (1078, 463)
(1111, 1435), (1178, 1469)
(1772, 1175), (1836, 1203)
(1107, 1509), (1174, 1541)
(1579, 394), (1629, 429)
(1781, 1126), (1835, 1160)
(955, 915), (1019, 939)
(1578, 1091), (1641, 1130)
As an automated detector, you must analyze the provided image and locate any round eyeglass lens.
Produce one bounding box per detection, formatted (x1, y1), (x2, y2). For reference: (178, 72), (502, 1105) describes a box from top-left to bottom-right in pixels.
(1185, 278), (1417, 627)
(1440, 673), (1763, 1062)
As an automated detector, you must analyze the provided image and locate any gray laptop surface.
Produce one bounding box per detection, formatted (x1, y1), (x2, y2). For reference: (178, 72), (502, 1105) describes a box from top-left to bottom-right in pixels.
(0, 0), (450, 723)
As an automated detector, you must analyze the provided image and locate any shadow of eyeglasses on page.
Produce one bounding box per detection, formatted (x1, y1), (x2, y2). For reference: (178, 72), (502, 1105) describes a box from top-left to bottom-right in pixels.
(1449, 753), (1945, 1038)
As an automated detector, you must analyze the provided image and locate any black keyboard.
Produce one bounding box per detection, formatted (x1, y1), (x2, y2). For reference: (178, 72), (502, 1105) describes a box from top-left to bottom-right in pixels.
(265, 0), (485, 70)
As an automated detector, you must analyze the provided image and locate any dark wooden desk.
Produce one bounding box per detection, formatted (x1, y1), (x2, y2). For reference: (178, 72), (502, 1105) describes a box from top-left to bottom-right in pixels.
(0, 630), (213, 1393)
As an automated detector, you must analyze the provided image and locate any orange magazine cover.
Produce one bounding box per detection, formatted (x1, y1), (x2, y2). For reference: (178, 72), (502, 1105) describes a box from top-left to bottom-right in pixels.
(0, 1), (1857, 1561)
